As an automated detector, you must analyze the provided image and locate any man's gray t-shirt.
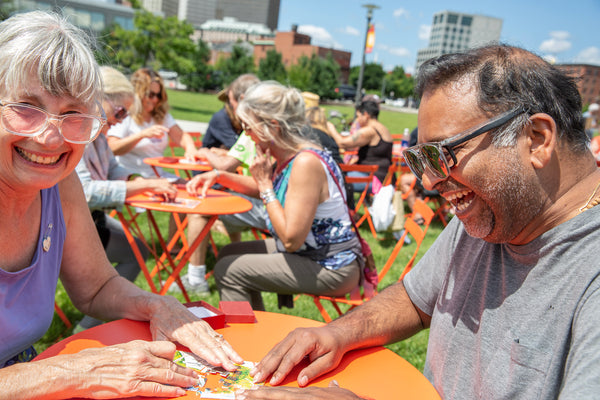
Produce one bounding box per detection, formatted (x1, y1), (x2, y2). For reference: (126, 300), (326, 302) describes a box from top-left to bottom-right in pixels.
(404, 205), (600, 399)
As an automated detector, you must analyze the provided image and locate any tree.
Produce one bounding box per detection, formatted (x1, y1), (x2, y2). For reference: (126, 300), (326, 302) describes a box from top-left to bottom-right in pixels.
(98, 9), (196, 76)
(258, 49), (287, 83)
(0, 0), (15, 21)
(349, 62), (386, 91)
(287, 55), (312, 91)
(382, 66), (414, 98)
(287, 53), (340, 99)
(215, 43), (255, 85)
(180, 39), (221, 92)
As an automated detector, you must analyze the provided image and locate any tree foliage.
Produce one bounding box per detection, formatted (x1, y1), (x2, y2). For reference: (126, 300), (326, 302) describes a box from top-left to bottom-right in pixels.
(179, 39), (222, 92)
(382, 66), (415, 98)
(215, 43), (255, 86)
(349, 62), (386, 91)
(98, 10), (196, 75)
(257, 49), (287, 83)
(287, 53), (340, 99)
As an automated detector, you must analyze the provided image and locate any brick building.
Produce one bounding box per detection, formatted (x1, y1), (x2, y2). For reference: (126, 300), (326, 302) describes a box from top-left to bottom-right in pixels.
(556, 64), (600, 106)
(254, 26), (352, 82)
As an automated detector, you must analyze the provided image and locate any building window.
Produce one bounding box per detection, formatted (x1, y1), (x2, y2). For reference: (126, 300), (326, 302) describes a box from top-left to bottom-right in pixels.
(447, 13), (458, 24)
(461, 16), (473, 26)
(114, 16), (134, 30)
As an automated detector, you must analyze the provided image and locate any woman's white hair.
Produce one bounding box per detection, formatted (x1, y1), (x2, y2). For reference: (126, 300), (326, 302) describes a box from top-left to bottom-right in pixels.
(236, 81), (308, 152)
(0, 11), (102, 106)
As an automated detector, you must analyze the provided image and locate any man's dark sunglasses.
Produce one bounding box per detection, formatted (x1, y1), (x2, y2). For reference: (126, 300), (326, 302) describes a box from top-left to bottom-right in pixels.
(402, 107), (526, 181)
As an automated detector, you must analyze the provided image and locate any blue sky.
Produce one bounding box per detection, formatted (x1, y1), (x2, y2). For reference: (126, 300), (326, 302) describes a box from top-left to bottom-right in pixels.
(278, 0), (600, 74)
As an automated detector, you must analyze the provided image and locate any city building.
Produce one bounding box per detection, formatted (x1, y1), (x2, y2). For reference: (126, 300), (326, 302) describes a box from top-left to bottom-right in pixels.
(255, 25), (352, 82)
(416, 10), (502, 72)
(142, 0), (279, 31)
(9, 0), (135, 34)
(194, 16), (274, 44)
(556, 64), (600, 106)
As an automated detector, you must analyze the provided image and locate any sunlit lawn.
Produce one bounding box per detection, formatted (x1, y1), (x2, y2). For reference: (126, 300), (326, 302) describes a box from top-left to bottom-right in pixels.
(38, 89), (438, 372)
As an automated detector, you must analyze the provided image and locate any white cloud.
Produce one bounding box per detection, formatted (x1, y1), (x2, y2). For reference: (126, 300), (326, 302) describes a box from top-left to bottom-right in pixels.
(393, 8), (409, 18)
(297, 25), (343, 49)
(379, 44), (410, 58)
(574, 47), (600, 66)
(539, 31), (572, 54)
(340, 26), (360, 36)
(419, 25), (431, 41)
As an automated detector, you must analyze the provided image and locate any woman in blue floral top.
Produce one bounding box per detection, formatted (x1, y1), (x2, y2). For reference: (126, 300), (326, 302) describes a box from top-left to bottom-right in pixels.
(186, 81), (363, 310)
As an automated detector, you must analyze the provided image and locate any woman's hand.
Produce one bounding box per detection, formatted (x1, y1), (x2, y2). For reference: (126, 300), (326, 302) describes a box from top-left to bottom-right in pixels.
(186, 170), (219, 198)
(142, 178), (178, 201)
(148, 296), (244, 371)
(236, 381), (365, 400)
(57, 340), (198, 398)
(138, 124), (169, 141)
(250, 325), (348, 387)
(249, 146), (274, 192)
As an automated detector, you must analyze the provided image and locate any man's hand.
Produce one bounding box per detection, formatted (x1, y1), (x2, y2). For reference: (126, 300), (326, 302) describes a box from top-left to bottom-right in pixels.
(251, 325), (348, 387)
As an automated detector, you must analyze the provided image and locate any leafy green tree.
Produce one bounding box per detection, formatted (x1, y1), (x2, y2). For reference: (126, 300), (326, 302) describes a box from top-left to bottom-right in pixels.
(287, 55), (311, 91)
(287, 53), (340, 99)
(349, 62), (386, 91)
(215, 43), (255, 85)
(0, 0), (15, 21)
(307, 52), (341, 99)
(382, 65), (414, 98)
(180, 39), (221, 92)
(98, 10), (196, 76)
(258, 49), (287, 83)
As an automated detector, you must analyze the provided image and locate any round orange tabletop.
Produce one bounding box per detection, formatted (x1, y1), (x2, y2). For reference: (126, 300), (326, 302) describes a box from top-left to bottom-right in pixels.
(36, 311), (439, 400)
(125, 188), (252, 215)
(144, 156), (213, 172)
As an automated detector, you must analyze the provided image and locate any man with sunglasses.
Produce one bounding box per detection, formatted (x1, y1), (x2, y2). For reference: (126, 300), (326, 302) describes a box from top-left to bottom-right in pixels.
(239, 45), (600, 400)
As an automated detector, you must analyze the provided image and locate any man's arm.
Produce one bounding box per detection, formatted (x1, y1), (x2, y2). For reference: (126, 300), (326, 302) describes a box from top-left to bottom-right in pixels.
(252, 280), (427, 386)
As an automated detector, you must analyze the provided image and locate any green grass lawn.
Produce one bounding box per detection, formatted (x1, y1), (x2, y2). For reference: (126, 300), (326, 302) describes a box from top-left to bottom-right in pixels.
(38, 89), (437, 373)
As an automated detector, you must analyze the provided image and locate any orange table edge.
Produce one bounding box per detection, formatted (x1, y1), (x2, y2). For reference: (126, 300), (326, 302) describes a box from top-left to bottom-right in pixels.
(36, 311), (439, 400)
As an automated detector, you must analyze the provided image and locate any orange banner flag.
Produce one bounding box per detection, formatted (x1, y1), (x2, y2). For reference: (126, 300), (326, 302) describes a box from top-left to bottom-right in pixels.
(365, 23), (375, 54)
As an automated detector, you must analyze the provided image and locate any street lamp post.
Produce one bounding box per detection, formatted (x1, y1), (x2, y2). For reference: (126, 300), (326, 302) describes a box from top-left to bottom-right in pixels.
(354, 3), (380, 106)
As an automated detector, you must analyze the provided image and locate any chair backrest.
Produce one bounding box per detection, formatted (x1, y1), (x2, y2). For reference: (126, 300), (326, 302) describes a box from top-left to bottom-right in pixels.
(339, 163), (378, 184)
(168, 131), (203, 156)
(376, 198), (435, 284)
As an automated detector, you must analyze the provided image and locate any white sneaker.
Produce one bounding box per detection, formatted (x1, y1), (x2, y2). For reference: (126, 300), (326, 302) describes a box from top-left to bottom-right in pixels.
(167, 274), (210, 296)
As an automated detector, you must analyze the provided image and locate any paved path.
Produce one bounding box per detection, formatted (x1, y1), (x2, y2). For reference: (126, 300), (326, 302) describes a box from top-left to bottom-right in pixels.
(176, 120), (208, 134)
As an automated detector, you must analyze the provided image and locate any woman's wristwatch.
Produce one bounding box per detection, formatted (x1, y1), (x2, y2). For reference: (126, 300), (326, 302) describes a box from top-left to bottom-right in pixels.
(260, 188), (277, 205)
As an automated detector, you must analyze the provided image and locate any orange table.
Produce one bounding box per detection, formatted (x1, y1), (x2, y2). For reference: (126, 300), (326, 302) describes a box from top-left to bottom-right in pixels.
(144, 156), (212, 178)
(35, 311), (440, 400)
(117, 187), (252, 301)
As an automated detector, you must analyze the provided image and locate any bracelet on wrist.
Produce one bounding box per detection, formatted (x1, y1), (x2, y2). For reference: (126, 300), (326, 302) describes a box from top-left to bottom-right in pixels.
(260, 189), (277, 205)
(213, 168), (220, 180)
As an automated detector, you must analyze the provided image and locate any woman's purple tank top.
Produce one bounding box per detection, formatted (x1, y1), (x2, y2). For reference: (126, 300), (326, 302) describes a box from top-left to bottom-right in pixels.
(0, 186), (65, 366)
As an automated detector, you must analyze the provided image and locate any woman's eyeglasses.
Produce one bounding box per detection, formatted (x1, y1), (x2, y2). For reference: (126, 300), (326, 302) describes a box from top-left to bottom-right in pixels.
(402, 107), (526, 181)
(0, 101), (105, 144)
(146, 91), (162, 100)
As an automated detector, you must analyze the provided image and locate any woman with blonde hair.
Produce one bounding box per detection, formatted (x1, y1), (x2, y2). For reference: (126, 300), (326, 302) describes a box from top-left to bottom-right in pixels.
(186, 81), (363, 310)
(107, 67), (197, 178)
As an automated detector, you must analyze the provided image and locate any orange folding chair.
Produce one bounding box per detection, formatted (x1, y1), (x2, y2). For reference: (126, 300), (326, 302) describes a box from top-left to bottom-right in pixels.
(54, 302), (72, 329)
(340, 164), (379, 239)
(307, 198), (435, 322)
